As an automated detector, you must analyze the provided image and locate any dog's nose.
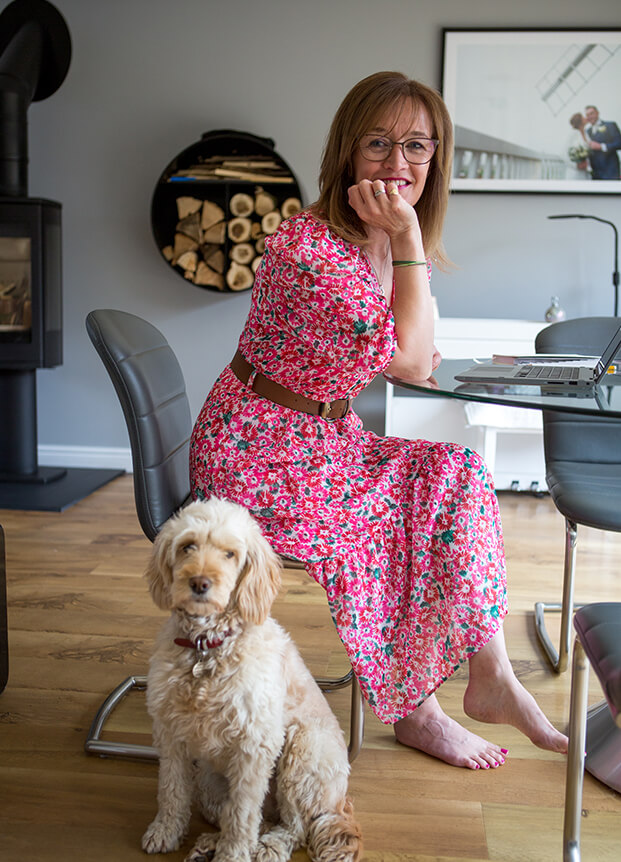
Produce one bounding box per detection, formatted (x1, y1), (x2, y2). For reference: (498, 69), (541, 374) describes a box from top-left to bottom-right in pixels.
(189, 576), (211, 596)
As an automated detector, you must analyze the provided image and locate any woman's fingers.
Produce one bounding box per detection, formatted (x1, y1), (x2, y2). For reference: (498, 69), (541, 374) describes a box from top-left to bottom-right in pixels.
(372, 179), (387, 199)
(348, 180), (402, 218)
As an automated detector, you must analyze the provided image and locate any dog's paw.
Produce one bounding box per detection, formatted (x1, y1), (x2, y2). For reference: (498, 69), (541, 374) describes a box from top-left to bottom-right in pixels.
(142, 819), (183, 854)
(184, 831), (220, 862)
(254, 832), (292, 862)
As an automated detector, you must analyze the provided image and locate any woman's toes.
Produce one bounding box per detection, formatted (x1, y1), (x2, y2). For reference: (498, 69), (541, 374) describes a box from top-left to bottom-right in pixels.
(473, 749), (506, 769)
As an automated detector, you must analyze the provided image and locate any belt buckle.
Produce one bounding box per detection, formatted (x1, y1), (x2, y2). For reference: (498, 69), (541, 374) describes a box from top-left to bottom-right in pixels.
(319, 398), (351, 421)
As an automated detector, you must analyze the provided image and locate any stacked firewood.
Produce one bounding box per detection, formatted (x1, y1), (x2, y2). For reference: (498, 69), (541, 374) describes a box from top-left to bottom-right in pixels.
(169, 154), (296, 184)
(160, 185), (301, 291)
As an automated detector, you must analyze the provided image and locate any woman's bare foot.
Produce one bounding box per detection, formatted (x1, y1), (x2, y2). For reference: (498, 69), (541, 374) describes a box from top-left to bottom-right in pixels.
(463, 671), (568, 754)
(464, 628), (568, 755)
(393, 694), (507, 770)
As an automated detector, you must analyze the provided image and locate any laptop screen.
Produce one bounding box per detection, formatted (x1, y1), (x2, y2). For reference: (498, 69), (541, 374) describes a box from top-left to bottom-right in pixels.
(594, 326), (621, 380)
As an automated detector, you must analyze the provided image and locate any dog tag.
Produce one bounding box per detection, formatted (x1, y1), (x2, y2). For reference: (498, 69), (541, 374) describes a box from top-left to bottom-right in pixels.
(192, 660), (205, 678)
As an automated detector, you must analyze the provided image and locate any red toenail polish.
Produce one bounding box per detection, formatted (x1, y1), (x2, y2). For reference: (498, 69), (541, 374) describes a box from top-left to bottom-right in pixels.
(475, 764), (480, 769)
(501, 748), (509, 754)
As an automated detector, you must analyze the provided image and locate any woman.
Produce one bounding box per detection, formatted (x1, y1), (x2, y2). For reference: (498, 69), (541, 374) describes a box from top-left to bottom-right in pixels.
(190, 71), (568, 770)
(566, 112), (590, 179)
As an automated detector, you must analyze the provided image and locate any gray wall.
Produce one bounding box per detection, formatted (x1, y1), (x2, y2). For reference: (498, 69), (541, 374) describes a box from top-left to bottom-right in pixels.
(16, 0), (621, 454)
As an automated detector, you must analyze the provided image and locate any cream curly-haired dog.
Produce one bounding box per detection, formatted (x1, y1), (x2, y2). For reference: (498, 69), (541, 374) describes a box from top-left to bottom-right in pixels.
(141, 497), (362, 862)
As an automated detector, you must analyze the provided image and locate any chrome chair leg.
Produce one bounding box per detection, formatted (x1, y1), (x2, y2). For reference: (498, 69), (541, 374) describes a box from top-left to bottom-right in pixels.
(84, 675), (158, 760)
(535, 518), (580, 673)
(314, 668), (365, 761)
(347, 672), (365, 763)
(563, 637), (589, 862)
(86, 671), (365, 763)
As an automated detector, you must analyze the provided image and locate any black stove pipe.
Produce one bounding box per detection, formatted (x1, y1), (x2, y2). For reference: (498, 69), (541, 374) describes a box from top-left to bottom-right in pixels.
(0, 22), (43, 196)
(0, 0), (71, 197)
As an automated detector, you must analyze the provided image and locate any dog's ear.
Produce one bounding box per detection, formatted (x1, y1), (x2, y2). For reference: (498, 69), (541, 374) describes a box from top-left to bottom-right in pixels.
(233, 526), (282, 625)
(144, 518), (176, 611)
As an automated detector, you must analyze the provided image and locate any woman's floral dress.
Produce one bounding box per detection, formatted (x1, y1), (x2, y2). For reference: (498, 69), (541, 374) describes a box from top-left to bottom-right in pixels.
(190, 210), (507, 724)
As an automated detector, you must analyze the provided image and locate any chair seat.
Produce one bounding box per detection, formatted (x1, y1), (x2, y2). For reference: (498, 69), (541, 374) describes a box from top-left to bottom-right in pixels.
(546, 461), (621, 532)
(574, 602), (621, 722)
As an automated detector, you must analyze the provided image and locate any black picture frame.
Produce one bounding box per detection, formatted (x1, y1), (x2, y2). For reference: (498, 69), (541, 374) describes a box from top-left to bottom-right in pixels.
(441, 28), (621, 193)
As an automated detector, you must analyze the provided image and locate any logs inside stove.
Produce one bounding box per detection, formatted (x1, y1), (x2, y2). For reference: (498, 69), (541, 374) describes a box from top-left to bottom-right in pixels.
(0, 0), (70, 483)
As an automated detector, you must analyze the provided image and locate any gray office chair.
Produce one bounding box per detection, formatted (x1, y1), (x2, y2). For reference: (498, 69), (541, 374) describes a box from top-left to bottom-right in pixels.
(564, 602), (621, 861)
(84, 309), (364, 762)
(534, 317), (621, 673)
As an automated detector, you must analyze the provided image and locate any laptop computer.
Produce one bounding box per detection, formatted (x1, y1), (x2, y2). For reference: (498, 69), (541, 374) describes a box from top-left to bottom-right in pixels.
(455, 325), (621, 389)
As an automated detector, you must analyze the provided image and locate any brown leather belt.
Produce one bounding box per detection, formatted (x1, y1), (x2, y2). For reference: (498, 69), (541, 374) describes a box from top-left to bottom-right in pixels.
(230, 350), (352, 420)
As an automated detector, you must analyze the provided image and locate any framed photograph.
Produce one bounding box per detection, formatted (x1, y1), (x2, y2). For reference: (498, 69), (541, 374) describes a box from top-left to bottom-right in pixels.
(441, 28), (621, 193)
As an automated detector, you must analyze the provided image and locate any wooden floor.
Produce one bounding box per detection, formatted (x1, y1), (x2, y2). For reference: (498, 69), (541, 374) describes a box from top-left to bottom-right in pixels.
(1, 474), (620, 861)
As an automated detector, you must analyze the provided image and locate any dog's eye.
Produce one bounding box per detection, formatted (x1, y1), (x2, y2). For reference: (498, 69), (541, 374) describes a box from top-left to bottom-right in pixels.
(182, 543), (197, 553)
(224, 550), (235, 559)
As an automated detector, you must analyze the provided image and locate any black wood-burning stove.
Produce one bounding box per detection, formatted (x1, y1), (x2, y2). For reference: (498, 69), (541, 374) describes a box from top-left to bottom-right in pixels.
(0, 1), (122, 509)
(0, 0), (69, 485)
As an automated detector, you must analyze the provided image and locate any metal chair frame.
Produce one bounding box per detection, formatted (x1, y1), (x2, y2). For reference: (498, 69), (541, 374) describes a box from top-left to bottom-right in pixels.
(84, 309), (364, 763)
(534, 517), (580, 673)
(563, 604), (621, 862)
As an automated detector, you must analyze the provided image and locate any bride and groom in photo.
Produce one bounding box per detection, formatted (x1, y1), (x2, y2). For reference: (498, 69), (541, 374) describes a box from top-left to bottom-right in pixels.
(567, 104), (621, 179)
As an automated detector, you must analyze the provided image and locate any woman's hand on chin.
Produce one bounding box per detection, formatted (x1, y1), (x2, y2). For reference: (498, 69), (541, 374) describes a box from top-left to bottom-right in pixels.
(347, 179), (420, 239)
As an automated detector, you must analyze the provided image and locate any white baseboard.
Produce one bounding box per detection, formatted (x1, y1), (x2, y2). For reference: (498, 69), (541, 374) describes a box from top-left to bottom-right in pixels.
(38, 445), (133, 472)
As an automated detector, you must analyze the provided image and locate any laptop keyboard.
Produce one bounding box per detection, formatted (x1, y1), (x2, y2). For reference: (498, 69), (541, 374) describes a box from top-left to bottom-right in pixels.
(516, 365), (581, 380)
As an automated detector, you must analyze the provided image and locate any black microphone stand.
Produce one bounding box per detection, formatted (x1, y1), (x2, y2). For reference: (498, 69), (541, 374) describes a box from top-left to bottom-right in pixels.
(548, 214), (619, 316)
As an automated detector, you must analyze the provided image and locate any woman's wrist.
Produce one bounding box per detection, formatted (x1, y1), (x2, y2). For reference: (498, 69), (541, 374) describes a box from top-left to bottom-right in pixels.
(389, 228), (425, 262)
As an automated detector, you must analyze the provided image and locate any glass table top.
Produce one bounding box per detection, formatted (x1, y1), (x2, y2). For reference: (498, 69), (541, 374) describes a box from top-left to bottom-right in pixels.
(385, 358), (621, 418)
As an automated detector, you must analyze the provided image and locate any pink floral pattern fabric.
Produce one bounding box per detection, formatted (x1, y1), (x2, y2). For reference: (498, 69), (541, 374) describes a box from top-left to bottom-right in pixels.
(190, 211), (508, 724)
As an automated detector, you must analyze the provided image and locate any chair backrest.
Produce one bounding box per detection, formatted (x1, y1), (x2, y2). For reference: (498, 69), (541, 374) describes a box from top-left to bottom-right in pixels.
(535, 316), (621, 465)
(86, 309), (192, 542)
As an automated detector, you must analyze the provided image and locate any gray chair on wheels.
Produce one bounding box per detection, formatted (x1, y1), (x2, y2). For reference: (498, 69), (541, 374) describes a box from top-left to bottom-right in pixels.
(84, 308), (364, 762)
(534, 317), (621, 673)
(563, 602), (621, 861)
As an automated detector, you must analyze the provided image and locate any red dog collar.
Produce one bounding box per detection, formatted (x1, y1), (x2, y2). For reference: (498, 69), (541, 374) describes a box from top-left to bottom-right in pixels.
(174, 631), (233, 653)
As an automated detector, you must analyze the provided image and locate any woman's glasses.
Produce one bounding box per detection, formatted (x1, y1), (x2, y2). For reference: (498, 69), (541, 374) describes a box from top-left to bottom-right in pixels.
(358, 134), (438, 165)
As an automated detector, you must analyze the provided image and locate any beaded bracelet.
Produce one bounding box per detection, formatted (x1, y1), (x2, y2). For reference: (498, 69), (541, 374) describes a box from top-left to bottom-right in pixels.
(392, 259), (427, 267)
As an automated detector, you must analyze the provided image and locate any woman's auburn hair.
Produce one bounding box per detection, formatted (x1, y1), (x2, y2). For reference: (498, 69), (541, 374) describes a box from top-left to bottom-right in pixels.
(312, 71), (454, 268)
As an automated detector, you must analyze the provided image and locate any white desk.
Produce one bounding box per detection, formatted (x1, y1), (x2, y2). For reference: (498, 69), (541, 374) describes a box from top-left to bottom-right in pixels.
(385, 318), (547, 491)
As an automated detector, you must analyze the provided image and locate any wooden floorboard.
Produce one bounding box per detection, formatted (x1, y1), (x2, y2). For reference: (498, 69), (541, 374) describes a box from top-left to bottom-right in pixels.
(1, 475), (620, 860)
